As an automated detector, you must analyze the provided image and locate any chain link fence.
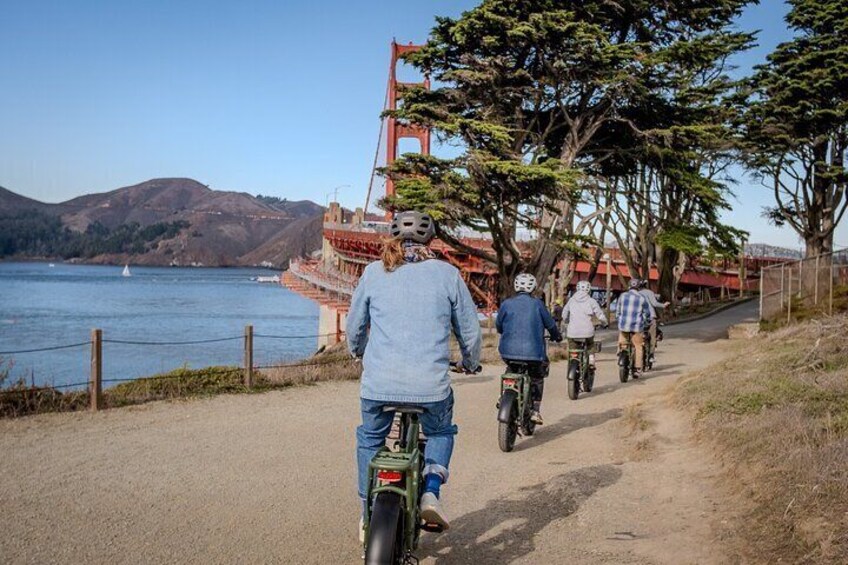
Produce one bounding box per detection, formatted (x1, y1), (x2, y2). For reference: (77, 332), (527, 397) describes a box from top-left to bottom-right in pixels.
(760, 248), (848, 322)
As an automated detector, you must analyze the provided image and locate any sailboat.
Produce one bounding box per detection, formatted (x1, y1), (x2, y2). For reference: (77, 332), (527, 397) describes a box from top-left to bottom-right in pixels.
(122, 264), (131, 277)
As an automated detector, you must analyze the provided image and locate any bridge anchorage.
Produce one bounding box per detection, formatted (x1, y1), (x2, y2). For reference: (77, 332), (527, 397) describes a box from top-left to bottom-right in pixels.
(283, 40), (784, 347)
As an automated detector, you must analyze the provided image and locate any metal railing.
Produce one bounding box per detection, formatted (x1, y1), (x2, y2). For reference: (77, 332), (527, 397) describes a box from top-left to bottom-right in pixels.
(759, 248), (848, 322)
(288, 260), (356, 297)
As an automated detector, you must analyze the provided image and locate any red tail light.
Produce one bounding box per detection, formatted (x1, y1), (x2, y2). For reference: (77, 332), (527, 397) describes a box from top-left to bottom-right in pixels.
(376, 470), (404, 483)
(570, 352), (579, 358)
(503, 378), (517, 387)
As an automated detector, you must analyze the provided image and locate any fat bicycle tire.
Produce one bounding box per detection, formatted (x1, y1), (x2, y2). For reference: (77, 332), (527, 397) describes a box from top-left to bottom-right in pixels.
(567, 360), (580, 400)
(498, 419), (517, 452)
(523, 415), (536, 436)
(584, 368), (595, 392)
(619, 359), (629, 383)
(365, 492), (405, 565)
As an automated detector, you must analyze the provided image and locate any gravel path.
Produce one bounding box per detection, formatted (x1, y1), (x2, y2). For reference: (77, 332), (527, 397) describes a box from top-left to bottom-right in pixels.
(0, 302), (757, 564)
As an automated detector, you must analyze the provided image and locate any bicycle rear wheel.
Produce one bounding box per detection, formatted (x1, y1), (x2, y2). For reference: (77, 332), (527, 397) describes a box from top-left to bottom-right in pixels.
(365, 492), (405, 565)
(584, 367), (595, 392)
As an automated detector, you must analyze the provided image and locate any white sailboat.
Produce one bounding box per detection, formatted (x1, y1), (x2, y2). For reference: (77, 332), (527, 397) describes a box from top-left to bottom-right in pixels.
(122, 264), (131, 277)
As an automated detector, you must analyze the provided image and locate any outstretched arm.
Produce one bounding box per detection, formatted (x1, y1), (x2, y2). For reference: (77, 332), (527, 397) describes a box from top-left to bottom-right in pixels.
(645, 290), (667, 309)
(592, 299), (608, 326)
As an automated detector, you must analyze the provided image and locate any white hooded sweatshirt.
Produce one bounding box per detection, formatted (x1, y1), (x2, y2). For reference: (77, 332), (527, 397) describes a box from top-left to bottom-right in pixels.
(562, 290), (608, 339)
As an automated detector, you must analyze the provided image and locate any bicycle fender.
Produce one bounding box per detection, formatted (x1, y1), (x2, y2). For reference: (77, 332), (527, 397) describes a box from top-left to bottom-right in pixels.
(497, 389), (518, 423)
(567, 359), (579, 381)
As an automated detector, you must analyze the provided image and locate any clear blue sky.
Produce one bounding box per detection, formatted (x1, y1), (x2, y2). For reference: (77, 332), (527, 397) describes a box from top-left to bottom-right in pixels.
(0, 1), (842, 249)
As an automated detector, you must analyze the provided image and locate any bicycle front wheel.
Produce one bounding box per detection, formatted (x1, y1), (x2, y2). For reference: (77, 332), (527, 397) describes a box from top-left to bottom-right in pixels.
(567, 359), (580, 400)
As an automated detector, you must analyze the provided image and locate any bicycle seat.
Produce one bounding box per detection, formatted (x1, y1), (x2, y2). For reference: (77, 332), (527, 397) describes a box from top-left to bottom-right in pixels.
(382, 406), (425, 414)
(505, 361), (531, 374)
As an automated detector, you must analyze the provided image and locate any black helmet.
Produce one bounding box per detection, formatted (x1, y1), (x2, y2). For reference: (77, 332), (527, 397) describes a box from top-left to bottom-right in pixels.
(391, 211), (435, 244)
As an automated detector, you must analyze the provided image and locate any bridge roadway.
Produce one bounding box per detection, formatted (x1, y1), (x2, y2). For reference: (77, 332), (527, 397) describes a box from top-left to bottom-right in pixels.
(0, 302), (757, 564)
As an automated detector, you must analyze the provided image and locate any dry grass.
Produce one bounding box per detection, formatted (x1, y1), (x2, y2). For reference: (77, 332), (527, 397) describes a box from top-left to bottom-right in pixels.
(622, 402), (653, 434)
(619, 402), (657, 461)
(677, 314), (848, 563)
(0, 345), (362, 419)
(761, 284), (848, 332)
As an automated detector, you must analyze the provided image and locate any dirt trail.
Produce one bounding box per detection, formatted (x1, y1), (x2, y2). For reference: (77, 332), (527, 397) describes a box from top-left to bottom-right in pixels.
(0, 303), (756, 564)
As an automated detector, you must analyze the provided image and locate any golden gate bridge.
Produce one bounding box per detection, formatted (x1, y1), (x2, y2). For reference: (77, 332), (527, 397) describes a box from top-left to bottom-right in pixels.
(281, 41), (785, 345)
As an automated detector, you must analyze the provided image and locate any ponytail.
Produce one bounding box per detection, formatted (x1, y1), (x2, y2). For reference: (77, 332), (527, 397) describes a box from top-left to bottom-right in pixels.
(381, 237), (405, 272)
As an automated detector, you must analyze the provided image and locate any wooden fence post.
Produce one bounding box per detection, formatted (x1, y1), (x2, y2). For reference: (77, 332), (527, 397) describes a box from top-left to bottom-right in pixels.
(780, 264), (785, 311)
(787, 268), (793, 324)
(759, 270), (764, 322)
(244, 325), (254, 388)
(830, 264), (835, 316)
(90, 329), (102, 411)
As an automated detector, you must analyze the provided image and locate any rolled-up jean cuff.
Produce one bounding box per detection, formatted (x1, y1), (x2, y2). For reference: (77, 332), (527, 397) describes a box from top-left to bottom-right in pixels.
(422, 464), (449, 484)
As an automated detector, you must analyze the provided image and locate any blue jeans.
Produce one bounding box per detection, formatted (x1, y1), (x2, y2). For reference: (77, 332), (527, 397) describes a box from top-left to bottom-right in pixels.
(356, 391), (458, 499)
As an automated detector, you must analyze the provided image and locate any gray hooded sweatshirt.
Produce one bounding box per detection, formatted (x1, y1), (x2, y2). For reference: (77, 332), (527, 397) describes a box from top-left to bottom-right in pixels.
(562, 290), (608, 339)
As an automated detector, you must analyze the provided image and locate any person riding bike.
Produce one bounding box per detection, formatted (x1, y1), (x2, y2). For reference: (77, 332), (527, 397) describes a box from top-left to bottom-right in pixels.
(346, 211), (482, 536)
(637, 279), (669, 364)
(552, 298), (564, 333)
(562, 281), (608, 368)
(617, 278), (652, 377)
(496, 273), (563, 425)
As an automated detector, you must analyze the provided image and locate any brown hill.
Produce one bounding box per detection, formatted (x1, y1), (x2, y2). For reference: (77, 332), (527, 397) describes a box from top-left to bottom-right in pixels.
(0, 186), (51, 214)
(0, 179), (325, 267)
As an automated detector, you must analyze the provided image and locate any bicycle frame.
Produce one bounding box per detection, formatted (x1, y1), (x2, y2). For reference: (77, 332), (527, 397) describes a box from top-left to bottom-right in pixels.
(567, 341), (591, 381)
(364, 412), (425, 554)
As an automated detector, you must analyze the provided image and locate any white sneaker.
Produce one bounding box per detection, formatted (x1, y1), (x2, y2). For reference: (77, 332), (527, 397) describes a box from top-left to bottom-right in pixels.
(359, 515), (365, 544)
(530, 410), (544, 425)
(420, 492), (450, 531)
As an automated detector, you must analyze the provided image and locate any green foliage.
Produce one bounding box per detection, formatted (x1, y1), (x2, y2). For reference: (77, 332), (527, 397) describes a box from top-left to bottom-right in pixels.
(385, 0), (754, 296)
(0, 209), (189, 259)
(741, 0), (848, 255)
(256, 194), (290, 210)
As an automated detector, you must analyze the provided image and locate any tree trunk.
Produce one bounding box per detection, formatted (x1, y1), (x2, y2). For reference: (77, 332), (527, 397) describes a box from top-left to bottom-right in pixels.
(657, 246), (679, 303)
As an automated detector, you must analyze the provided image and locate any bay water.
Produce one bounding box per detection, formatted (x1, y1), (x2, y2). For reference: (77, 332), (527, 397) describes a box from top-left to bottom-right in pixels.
(0, 262), (320, 388)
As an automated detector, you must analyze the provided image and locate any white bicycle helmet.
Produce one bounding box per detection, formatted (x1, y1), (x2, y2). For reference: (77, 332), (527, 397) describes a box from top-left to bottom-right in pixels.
(514, 273), (537, 293)
(576, 281), (591, 293)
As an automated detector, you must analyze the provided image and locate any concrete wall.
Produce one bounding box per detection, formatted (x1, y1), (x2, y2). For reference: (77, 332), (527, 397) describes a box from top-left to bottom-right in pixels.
(318, 304), (347, 349)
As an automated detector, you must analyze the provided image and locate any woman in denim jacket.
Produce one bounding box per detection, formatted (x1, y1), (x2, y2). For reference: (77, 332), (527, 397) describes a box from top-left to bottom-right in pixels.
(346, 211), (482, 532)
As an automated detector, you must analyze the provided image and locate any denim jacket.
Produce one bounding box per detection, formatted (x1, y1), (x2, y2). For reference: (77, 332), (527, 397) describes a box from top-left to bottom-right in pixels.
(346, 259), (482, 403)
(496, 293), (562, 362)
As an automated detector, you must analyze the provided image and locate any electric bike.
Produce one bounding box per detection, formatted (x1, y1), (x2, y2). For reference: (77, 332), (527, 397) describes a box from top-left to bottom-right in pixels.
(496, 361), (538, 452)
(364, 406), (442, 564)
(567, 338), (602, 400)
(618, 330), (651, 382)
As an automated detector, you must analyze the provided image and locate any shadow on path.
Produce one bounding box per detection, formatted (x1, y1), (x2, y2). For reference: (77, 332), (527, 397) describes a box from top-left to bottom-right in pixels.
(514, 408), (622, 451)
(418, 464), (622, 563)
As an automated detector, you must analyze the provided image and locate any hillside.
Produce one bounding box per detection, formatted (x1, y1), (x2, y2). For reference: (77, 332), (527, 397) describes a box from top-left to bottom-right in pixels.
(0, 186), (51, 214)
(0, 178), (324, 267)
